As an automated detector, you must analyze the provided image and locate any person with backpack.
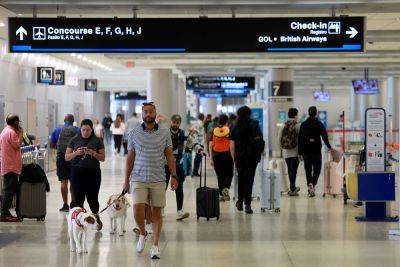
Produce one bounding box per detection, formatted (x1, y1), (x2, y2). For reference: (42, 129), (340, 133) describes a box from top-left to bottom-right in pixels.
(50, 114), (80, 212)
(278, 108), (301, 196)
(209, 114), (234, 201)
(230, 106), (265, 214)
(298, 106), (333, 198)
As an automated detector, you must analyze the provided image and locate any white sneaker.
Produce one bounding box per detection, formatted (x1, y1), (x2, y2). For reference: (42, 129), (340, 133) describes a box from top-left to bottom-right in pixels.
(176, 210), (190, 221)
(145, 223), (153, 235)
(150, 245), (160, 260)
(136, 234), (147, 253)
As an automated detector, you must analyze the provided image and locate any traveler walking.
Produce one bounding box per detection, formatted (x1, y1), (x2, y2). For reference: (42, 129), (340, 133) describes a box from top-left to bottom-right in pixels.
(110, 116), (126, 155)
(0, 114), (23, 222)
(230, 106), (265, 214)
(94, 119), (104, 140)
(278, 108), (301, 196)
(298, 106), (333, 198)
(123, 102), (178, 260)
(191, 113), (205, 177)
(165, 114), (190, 220)
(126, 112), (141, 133)
(102, 113), (113, 145)
(50, 114), (79, 212)
(209, 114), (234, 201)
(65, 119), (105, 231)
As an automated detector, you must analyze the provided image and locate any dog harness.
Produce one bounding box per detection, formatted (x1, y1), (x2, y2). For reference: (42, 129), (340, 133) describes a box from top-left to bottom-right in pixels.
(71, 208), (87, 228)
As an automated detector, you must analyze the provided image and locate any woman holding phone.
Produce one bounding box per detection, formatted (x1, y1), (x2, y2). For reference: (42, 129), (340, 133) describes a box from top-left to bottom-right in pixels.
(65, 119), (105, 230)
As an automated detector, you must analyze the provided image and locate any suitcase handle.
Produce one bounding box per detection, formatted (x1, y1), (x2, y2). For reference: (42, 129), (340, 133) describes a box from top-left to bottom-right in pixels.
(199, 153), (206, 187)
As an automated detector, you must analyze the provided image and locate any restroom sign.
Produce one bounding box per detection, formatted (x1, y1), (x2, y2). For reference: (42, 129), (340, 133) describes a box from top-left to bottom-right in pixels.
(365, 108), (386, 172)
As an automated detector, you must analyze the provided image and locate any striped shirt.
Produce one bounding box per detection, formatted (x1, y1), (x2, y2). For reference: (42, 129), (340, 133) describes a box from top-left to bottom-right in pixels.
(127, 123), (172, 183)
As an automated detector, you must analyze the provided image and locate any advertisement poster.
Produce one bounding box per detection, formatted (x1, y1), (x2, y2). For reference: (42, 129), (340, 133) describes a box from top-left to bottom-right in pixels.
(318, 111), (328, 129)
(365, 108), (386, 172)
(251, 108), (264, 135)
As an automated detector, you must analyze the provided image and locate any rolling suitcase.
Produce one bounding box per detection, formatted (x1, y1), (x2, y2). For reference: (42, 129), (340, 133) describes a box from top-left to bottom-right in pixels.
(16, 182), (46, 221)
(323, 161), (342, 198)
(196, 154), (220, 221)
(261, 169), (281, 213)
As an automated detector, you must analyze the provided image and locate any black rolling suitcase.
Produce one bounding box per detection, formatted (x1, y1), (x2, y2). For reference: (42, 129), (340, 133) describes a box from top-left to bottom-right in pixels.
(16, 164), (49, 221)
(196, 154), (220, 221)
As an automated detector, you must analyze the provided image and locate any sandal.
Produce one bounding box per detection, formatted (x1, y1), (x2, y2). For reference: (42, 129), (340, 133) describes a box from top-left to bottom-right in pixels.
(95, 215), (103, 231)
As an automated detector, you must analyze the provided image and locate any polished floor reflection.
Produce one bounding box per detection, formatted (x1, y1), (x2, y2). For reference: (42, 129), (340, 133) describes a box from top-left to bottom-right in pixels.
(1, 153), (399, 267)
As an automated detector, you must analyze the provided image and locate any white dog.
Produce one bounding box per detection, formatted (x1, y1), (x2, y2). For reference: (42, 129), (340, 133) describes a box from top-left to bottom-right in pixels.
(106, 194), (130, 236)
(67, 207), (97, 254)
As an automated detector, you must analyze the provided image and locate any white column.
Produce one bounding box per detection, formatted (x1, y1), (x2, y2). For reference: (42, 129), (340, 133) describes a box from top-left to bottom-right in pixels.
(203, 98), (218, 117)
(147, 69), (173, 118)
(349, 86), (357, 123)
(178, 77), (187, 130)
(359, 94), (367, 128)
(171, 74), (180, 115)
(267, 68), (294, 157)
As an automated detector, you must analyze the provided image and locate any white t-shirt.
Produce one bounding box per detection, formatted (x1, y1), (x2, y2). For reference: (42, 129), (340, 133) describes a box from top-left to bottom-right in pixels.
(110, 122), (126, 135)
(94, 124), (104, 138)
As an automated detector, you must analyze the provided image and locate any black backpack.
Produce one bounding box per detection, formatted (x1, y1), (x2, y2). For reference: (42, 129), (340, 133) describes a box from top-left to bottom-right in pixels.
(246, 120), (265, 157)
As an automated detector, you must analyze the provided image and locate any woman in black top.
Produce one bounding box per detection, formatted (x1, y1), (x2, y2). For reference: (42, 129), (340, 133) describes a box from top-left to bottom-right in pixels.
(230, 106), (264, 214)
(65, 119), (105, 230)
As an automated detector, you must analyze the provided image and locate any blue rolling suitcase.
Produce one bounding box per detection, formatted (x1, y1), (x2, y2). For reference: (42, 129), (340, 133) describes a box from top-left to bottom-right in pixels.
(261, 169), (281, 213)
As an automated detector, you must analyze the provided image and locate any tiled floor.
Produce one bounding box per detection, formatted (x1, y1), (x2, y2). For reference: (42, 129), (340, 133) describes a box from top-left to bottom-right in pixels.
(1, 150), (399, 267)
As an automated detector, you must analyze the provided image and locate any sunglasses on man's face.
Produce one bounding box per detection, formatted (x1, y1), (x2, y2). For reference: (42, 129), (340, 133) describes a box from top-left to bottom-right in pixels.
(142, 102), (154, 106)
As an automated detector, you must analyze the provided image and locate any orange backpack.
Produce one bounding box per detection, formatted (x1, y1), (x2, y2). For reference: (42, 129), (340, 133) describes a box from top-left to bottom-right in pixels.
(212, 126), (230, 153)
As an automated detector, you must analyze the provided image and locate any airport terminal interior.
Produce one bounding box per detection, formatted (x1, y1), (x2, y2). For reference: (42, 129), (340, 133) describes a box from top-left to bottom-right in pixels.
(1, 1), (400, 266)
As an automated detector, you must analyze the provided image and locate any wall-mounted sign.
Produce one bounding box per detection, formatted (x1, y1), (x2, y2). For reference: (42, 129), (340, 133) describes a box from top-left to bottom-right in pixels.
(365, 108), (386, 172)
(187, 76), (255, 90)
(85, 79), (97, 92)
(9, 17), (365, 53)
(251, 108), (264, 135)
(53, 70), (65, 85)
(37, 67), (54, 84)
(268, 81), (293, 97)
(115, 92), (146, 100)
(318, 110), (328, 129)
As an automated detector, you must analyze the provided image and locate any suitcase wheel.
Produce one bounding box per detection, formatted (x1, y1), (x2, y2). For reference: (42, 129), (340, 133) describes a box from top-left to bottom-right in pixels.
(37, 216), (45, 222)
(261, 208), (266, 213)
(216, 217), (219, 221)
(344, 199), (348, 205)
(274, 208), (280, 213)
(207, 218), (210, 221)
(197, 216), (199, 221)
(322, 193), (326, 198)
(333, 194), (337, 198)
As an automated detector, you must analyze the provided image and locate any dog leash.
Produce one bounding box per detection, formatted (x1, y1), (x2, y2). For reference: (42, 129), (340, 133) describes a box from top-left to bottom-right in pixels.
(98, 190), (127, 214)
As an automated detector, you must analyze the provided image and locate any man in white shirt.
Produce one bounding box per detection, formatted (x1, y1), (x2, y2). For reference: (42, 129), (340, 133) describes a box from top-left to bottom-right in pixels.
(126, 112), (141, 133)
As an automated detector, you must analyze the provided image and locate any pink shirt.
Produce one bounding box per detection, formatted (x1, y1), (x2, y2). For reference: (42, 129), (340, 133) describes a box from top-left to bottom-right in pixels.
(0, 126), (22, 176)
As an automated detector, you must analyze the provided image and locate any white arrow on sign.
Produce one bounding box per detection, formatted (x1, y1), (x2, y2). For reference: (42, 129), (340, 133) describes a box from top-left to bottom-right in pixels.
(16, 26), (27, 40)
(346, 27), (358, 38)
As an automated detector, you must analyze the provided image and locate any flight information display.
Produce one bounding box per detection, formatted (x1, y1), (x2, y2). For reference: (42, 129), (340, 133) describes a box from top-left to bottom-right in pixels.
(9, 17), (364, 53)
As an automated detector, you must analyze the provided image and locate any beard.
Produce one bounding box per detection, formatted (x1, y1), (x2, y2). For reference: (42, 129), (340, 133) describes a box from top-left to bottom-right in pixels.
(171, 125), (179, 131)
(144, 116), (156, 123)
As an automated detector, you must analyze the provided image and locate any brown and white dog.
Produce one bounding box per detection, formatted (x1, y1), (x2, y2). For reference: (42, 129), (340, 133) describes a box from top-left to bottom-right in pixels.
(106, 194), (130, 236)
(67, 207), (98, 254)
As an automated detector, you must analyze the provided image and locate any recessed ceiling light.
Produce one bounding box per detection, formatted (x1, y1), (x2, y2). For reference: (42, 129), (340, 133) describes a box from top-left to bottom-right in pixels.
(70, 53), (76, 57)
(77, 55), (82, 59)
(88, 59), (93, 63)
(82, 57), (88, 62)
(17, 14), (22, 16)
(0, 22), (5, 27)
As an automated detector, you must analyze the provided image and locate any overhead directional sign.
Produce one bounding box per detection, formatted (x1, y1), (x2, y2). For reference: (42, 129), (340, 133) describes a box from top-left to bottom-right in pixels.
(187, 76), (255, 90)
(8, 17), (365, 53)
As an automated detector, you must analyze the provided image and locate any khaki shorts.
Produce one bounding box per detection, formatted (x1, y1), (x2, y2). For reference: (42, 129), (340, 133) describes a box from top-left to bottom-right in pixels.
(131, 181), (166, 208)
